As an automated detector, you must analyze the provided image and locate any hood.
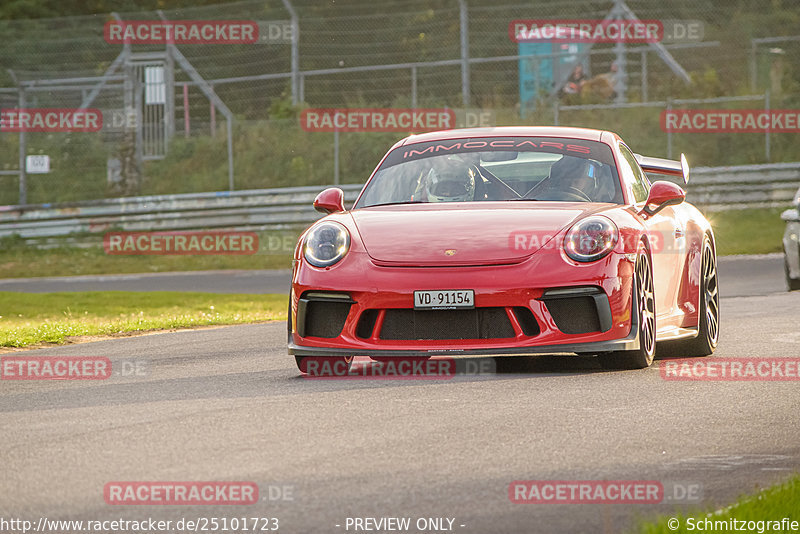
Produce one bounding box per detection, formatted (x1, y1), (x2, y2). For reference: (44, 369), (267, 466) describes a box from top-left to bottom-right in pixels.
(351, 202), (611, 266)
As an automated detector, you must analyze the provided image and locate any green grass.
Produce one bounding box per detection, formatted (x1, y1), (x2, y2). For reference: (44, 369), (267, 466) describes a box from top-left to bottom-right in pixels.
(635, 474), (800, 533)
(0, 291), (287, 348)
(0, 229), (299, 279)
(706, 207), (788, 256)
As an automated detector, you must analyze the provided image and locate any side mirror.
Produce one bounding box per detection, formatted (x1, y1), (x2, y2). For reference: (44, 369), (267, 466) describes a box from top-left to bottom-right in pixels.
(680, 153), (690, 185)
(640, 180), (685, 217)
(781, 208), (800, 222)
(313, 187), (345, 214)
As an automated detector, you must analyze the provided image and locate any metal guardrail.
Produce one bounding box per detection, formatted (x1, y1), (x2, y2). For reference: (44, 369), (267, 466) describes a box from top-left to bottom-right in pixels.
(0, 185), (363, 241)
(688, 162), (800, 211)
(1, 163), (798, 243)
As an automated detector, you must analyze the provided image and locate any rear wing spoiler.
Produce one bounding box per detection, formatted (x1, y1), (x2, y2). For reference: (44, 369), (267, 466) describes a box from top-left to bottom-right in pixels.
(634, 153), (690, 184)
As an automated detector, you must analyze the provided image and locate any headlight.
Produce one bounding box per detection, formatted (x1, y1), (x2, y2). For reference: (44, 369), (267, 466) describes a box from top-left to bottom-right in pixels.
(303, 221), (350, 267)
(564, 216), (618, 262)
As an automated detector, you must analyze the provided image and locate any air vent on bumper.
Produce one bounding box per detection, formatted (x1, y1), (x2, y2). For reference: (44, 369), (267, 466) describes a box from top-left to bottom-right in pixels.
(297, 292), (354, 338)
(541, 287), (613, 335)
(379, 308), (516, 340)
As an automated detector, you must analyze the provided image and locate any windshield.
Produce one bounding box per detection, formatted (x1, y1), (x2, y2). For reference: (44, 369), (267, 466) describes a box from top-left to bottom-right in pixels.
(356, 137), (622, 208)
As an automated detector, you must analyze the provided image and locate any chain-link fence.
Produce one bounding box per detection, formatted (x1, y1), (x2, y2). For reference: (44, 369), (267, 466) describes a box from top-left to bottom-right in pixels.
(0, 0), (798, 205)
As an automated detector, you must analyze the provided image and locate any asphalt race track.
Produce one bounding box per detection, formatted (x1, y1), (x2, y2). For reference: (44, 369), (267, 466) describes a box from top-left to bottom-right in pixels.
(1, 254), (799, 533)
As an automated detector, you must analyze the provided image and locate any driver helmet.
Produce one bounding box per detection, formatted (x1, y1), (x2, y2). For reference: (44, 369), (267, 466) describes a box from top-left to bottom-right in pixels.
(550, 156), (597, 196)
(425, 159), (476, 202)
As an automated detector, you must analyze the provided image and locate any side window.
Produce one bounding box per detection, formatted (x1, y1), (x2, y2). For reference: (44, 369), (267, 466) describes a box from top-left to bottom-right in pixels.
(618, 144), (650, 203)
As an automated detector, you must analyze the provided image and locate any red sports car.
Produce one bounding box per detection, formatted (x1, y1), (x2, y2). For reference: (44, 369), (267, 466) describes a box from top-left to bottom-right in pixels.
(289, 127), (719, 374)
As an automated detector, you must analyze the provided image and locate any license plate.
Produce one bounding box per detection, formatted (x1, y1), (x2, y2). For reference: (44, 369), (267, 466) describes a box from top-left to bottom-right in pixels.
(414, 290), (474, 310)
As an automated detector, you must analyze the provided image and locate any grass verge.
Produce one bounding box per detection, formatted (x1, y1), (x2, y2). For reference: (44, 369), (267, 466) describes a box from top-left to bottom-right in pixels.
(706, 207), (788, 256)
(0, 291), (287, 348)
(635, 474), (800, 533)
(0, 229), (300, 279)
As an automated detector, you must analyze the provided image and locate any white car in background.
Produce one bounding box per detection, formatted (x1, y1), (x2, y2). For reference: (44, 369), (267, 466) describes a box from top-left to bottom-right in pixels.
(782, 187), (800, 291)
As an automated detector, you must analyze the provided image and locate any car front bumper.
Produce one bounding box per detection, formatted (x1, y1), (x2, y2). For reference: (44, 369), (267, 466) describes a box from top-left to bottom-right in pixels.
(290, 249), (640, 357)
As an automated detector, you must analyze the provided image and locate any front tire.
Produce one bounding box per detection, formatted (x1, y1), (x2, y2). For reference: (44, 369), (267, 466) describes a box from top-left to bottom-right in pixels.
(599, 250), (656, 370)
(667, 237), (719, 357)
(785, 254), (800, 291)
(295, 356), (353, 376)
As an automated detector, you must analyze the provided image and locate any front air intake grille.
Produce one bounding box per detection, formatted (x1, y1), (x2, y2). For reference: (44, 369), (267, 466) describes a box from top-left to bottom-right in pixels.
(545, 296), (602, 334)
(299, 295), (353, 339)
(304, 301), (351, 338)
(356, 309), (380, 339)
(379, 308), (515, 340)
(541, 287), (612, 335)
(512, 307), (541, 336)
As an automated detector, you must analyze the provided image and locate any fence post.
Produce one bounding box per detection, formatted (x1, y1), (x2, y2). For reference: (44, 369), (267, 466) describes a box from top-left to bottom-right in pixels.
(750, 40), (758, 92)
(18, 86), (27, 205)
(613, 0), (626, 103)
(459, 0), (470, 107)
(227, 116), (234, 191)
(165, 50), (176, 139)
(210, 84), (216, 136)
(299, 73), (305, 103)
(411, 65), (418, 107)
(282, 0), (300, 106)
(334, 129), (340, 185)
(135, 77), (144, 171)
(764, 90), (771, 162)
(183, 83), (190, 138)
(613, 43), (626, 104)
(666, 98), (672, 159)
(640, 51), (648, 102)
